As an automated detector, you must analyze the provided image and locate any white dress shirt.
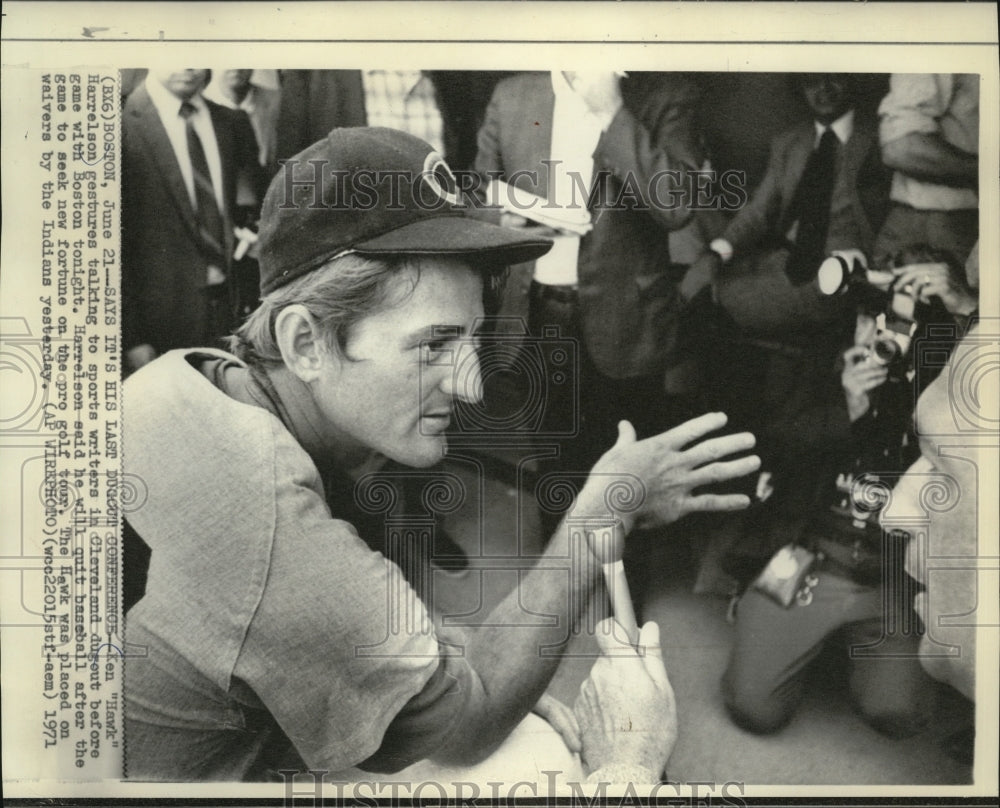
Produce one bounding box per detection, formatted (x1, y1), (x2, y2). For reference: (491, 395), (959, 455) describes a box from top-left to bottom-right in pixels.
(145, 77), (225, 214)
(531, 72), (606, 287)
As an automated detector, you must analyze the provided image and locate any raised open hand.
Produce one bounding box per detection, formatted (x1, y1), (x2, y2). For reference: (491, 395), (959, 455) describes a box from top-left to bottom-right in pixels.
(574, 413), (759, 545)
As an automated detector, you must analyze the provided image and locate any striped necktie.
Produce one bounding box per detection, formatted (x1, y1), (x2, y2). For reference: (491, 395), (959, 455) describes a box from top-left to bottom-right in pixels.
(180, 101), (227, 278)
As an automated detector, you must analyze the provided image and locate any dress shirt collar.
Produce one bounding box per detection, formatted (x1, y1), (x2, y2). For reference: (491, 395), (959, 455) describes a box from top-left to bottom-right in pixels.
(814, 109), (854, 146)
(551, 71), (589, 106)
(146, 75), (209, 120)
(551, 70), (573, 100)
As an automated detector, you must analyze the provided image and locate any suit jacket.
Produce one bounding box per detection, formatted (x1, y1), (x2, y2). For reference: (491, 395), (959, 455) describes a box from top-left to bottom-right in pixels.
(474, 72), (704, 379)
(723, 113), (890, 260)
(122, 84), (259, 354)
(713, 114), (891, 335)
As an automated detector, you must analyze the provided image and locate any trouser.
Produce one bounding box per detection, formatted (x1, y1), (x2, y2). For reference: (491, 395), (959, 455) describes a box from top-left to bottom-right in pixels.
(527, 281), (694, 469)
(714, 246), (847, 337)
(873, 204), (979, 273)
(722, 564), (938, 738)
(526, 281), (694, 533)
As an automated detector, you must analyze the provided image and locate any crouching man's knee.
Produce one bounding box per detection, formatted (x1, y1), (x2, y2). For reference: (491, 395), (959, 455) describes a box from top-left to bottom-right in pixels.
(721, 671), (796, 735)
(853, 693), (931, 740)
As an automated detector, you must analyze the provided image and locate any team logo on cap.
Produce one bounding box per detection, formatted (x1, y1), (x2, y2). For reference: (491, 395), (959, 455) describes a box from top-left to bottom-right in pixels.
(421, 151), (460, 207)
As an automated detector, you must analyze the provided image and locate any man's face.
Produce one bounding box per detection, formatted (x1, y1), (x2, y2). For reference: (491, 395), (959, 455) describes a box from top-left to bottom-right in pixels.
(220, 69), (253, 93)
(152, 69), (210, 100)
(801, 74), (853, 125)
(879, 343), (979, 700)
(311, 258), (484, 468)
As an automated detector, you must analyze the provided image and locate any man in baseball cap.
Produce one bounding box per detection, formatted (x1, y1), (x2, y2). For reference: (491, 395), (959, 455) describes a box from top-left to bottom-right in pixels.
(122, 127), (759, 783)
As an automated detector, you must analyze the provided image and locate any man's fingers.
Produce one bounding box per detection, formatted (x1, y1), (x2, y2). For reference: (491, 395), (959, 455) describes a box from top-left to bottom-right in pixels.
(682, 432), (757, 468)
(657, 412), (729, 451)
(687, 454), (761, 488)
(843, 345), (870, 363)
(860, 378), (888, 393)
(892, 261), (947, 280)
(578, 677), (598, 718)
(535, 693), (581, 753)
(574, 681), (596, 732)
(683, 493), (752, 513)
(853, 366), (888, 382)
(594, 617), (637, 656)
(638, 621), (670, 688)
(893, 263), (948, 292)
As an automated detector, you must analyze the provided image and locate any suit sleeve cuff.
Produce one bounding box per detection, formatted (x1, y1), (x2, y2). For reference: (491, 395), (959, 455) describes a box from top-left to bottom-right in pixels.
(709, 238), (734, 263)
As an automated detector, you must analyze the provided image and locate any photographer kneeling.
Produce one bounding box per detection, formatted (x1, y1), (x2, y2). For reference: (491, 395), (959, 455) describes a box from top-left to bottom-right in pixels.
(721, 244), (975, 737)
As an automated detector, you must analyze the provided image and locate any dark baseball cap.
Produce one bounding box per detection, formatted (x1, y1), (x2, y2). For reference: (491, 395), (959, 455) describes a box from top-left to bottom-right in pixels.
(257, 127), (553, 295)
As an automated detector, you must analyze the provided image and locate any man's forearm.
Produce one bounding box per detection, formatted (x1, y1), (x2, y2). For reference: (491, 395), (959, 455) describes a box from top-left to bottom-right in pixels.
(882, 133), (978, 189)
(434, 485), (619, 763)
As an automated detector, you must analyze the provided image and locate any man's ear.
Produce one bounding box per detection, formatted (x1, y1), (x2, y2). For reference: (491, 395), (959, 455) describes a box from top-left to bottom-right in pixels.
(273, 305), (334, 382)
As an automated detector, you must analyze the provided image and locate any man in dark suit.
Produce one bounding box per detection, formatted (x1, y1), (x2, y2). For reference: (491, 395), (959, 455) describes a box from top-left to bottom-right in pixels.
(473, 71), (706, 482)
(122, 69), (260, 373)
(683, 74), (891, 335)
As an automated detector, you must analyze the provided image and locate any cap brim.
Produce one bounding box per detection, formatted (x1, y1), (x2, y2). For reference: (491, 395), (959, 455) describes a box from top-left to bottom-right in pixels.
(352, 214), (553, 266)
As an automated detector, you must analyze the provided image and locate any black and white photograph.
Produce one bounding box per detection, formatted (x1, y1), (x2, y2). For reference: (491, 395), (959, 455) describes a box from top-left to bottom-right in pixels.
(1, 2), (998, 803)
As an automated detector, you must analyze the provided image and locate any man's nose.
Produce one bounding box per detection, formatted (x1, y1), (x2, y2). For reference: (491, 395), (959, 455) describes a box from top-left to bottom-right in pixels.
(441, 341), (483, 405)
(879, 455), (934, 529)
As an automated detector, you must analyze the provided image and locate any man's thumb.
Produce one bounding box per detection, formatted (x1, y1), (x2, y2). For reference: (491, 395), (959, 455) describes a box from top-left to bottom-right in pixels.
(638, 621), (669, 687)
(614, 420), (638, 448)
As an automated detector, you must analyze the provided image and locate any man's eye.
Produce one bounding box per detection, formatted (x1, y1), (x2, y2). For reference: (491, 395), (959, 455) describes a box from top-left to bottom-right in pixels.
(422, 341), (450, 360)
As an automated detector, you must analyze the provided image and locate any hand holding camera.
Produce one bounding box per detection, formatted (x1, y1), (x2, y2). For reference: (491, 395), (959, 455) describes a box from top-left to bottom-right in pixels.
(891, 261), (977, 317)
(842, 344), (890, 421)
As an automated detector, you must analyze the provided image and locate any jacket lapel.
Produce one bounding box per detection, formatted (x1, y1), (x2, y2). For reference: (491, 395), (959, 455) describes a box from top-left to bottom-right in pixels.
(841, 117), (874, 187)
(511, 78), (555, 200)
(207, 100), (233, 210)
(128, 85), (200, 241)
(778, 124), (814, 229)
(206, 101), (236, 262)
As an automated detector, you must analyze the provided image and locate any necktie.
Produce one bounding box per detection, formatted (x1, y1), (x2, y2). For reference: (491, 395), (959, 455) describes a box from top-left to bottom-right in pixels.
(786, 127), (839, 285)
(179, 101), (227, 278)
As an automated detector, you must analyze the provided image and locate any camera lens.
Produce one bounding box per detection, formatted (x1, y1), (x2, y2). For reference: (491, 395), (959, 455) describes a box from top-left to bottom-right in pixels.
(872, 337), (901, 365)
(817, 255), (847, 296)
